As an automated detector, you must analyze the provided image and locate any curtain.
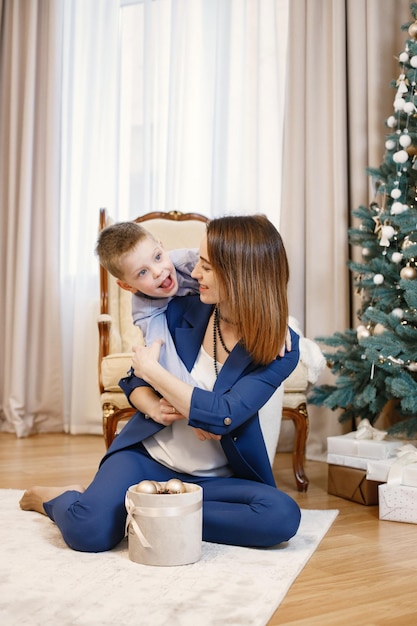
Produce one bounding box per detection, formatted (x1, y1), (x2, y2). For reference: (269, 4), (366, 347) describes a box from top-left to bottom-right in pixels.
(59, 0), (120, 434)
(0, 0), (65, 436)
(280, 0), (412, 459)
(117, 0), (289, 222)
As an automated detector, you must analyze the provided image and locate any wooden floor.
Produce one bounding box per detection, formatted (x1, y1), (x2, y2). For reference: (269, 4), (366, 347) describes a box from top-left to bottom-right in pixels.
(1, 432), (416, 626)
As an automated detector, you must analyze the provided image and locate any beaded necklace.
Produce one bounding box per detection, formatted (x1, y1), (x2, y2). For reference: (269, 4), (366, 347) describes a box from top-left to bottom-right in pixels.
(213, 306), (231, 378)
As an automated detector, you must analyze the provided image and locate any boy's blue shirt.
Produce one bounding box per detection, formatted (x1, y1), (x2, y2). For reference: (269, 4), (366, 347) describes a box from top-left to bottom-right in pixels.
(130, 248), (199, 384)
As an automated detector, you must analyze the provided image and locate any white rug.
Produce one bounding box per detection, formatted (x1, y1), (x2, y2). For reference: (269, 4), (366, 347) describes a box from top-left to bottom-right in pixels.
(0, 490), (338, 626)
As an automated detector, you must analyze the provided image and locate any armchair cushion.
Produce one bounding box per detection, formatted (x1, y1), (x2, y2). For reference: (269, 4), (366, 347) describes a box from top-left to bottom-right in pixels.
(101, 353), (136, 392)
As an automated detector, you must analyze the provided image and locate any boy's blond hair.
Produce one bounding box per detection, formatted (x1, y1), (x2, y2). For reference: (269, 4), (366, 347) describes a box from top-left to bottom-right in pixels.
(95, 222), (155, 279)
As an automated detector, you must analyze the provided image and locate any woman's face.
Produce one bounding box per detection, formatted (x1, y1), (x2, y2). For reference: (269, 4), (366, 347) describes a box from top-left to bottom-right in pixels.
(191, 235), (222, 304)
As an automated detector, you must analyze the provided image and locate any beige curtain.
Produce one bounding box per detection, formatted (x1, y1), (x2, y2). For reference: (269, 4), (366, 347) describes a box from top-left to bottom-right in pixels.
(280, 0), (412, 459)
(0, 0), (64, 436)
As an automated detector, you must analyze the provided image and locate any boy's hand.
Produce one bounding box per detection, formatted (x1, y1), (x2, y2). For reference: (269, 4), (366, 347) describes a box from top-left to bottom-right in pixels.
(132, 340), (163, 379)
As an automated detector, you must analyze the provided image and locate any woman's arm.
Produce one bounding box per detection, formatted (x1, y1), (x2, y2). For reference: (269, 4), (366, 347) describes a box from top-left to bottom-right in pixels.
(131, 340), (194, 423)
(130, 329), (300, 432)
(128, 385), (162, 418)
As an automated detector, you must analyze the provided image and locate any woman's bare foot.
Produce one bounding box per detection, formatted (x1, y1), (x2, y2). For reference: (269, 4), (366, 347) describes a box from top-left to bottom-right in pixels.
(19, 485), (85, 515)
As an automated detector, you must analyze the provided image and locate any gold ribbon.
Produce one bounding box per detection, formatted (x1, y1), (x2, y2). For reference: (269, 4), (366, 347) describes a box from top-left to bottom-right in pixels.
(125, 494), (202, 548)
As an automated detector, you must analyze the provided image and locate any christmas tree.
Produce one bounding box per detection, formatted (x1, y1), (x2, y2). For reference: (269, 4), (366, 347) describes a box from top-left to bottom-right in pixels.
(310, 3), (417, 438)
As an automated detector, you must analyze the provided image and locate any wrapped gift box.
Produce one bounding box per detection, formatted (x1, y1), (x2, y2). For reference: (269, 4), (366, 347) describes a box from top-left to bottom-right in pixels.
(367, 459), (417, 486)
(379, 483), (417, 524)
(327, 453), (368, 471)
(327, 433), (401, 460)
(328, 464), (381, 505)
(125, 482), (202, 566)
(367, 444), (417, 485)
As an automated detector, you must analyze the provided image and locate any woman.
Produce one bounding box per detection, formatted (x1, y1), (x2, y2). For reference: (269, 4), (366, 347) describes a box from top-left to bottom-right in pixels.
(20, 215), (301, 552)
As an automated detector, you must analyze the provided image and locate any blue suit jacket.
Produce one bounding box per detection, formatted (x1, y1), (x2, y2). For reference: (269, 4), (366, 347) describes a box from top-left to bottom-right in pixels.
(107, 296), (300, 487)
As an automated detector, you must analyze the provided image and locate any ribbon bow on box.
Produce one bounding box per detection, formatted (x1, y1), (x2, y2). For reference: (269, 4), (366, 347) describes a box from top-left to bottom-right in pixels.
(387, 444), (417, 485)
(354, 418), (387, 442)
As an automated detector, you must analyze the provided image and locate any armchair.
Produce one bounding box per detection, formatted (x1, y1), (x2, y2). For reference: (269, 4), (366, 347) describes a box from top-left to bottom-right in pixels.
(97, 209), (314, 491)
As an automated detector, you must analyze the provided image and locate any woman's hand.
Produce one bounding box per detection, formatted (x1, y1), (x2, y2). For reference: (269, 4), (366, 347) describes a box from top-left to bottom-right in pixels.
(157, 397), (187, 426)
(192, 428), (222, 441)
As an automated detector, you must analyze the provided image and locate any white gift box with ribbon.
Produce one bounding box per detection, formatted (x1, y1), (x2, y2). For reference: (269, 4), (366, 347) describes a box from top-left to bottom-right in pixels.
(125, 482), (203, 566)
(367, 444), (417, 487)
(327, 419), (401, 460)
(379, 483), (417, 524)
(327, 453), (369, 470)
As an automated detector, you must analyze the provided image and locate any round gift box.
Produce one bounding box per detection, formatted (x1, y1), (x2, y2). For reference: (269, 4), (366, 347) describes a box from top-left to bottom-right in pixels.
(125, 482), (203, 566)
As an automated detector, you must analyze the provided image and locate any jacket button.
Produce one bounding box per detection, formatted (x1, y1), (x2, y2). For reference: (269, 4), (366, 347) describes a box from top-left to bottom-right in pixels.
(223, 417), (232, 426)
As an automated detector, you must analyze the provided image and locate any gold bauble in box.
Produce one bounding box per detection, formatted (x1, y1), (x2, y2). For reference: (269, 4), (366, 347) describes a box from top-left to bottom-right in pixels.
(409, 22), (417, 39)
(400, 265), (417, 280)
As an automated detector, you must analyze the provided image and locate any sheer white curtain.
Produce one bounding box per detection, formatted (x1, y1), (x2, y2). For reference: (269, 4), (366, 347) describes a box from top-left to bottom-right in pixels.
(66, 0), (289, 433)
(0, 0), (65, 436)
(59, 0), (120, 433)
(117, 0), (288, 221)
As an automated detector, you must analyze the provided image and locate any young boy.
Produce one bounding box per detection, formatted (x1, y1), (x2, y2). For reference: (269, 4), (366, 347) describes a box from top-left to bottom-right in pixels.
(95, 221), (199, 384)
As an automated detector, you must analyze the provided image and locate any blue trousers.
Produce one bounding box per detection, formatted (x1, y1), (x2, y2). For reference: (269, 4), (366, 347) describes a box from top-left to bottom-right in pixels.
(43, 444), (301, 553)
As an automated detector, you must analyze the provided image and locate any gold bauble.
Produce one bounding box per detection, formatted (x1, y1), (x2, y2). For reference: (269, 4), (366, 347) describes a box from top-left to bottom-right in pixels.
(409, 22), (417, 39)
(406, 144), (417, 157)
(402, 236), (417, 250)
(165, 478), (186, 494)
(400, 265), (417, 279)
(373, 323), (386, 335)
(135, 480), (159, 494)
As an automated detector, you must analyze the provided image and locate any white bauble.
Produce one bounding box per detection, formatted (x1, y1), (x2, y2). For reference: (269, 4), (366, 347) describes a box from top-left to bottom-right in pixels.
(387, 116), (397, 128)
(393, 150), (409, 164)
(391, 251), (403, 263)
(391, 201), (407, 215)
(357, 325), (370, 339)
(399, 51), (409, 63)
(392, 307), (404, 318)
(385, 139), (396, 150)
(399, 134), (412, 147)
(410, 55), (417, 68)
(404, 102), (416, 114)
(373, 274), (384, 285)
(390, 188), (402, 199)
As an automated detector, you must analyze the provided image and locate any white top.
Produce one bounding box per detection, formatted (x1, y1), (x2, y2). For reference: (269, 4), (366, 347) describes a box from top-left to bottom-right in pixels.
(143, 346), (232, 477)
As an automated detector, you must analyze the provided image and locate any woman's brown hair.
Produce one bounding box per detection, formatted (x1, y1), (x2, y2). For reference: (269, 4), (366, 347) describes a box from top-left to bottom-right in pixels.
(206, 214), (289, 365)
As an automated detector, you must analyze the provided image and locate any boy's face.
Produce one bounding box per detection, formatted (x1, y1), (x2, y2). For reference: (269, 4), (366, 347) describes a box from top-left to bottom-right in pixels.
(117, 238), (178, 298)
